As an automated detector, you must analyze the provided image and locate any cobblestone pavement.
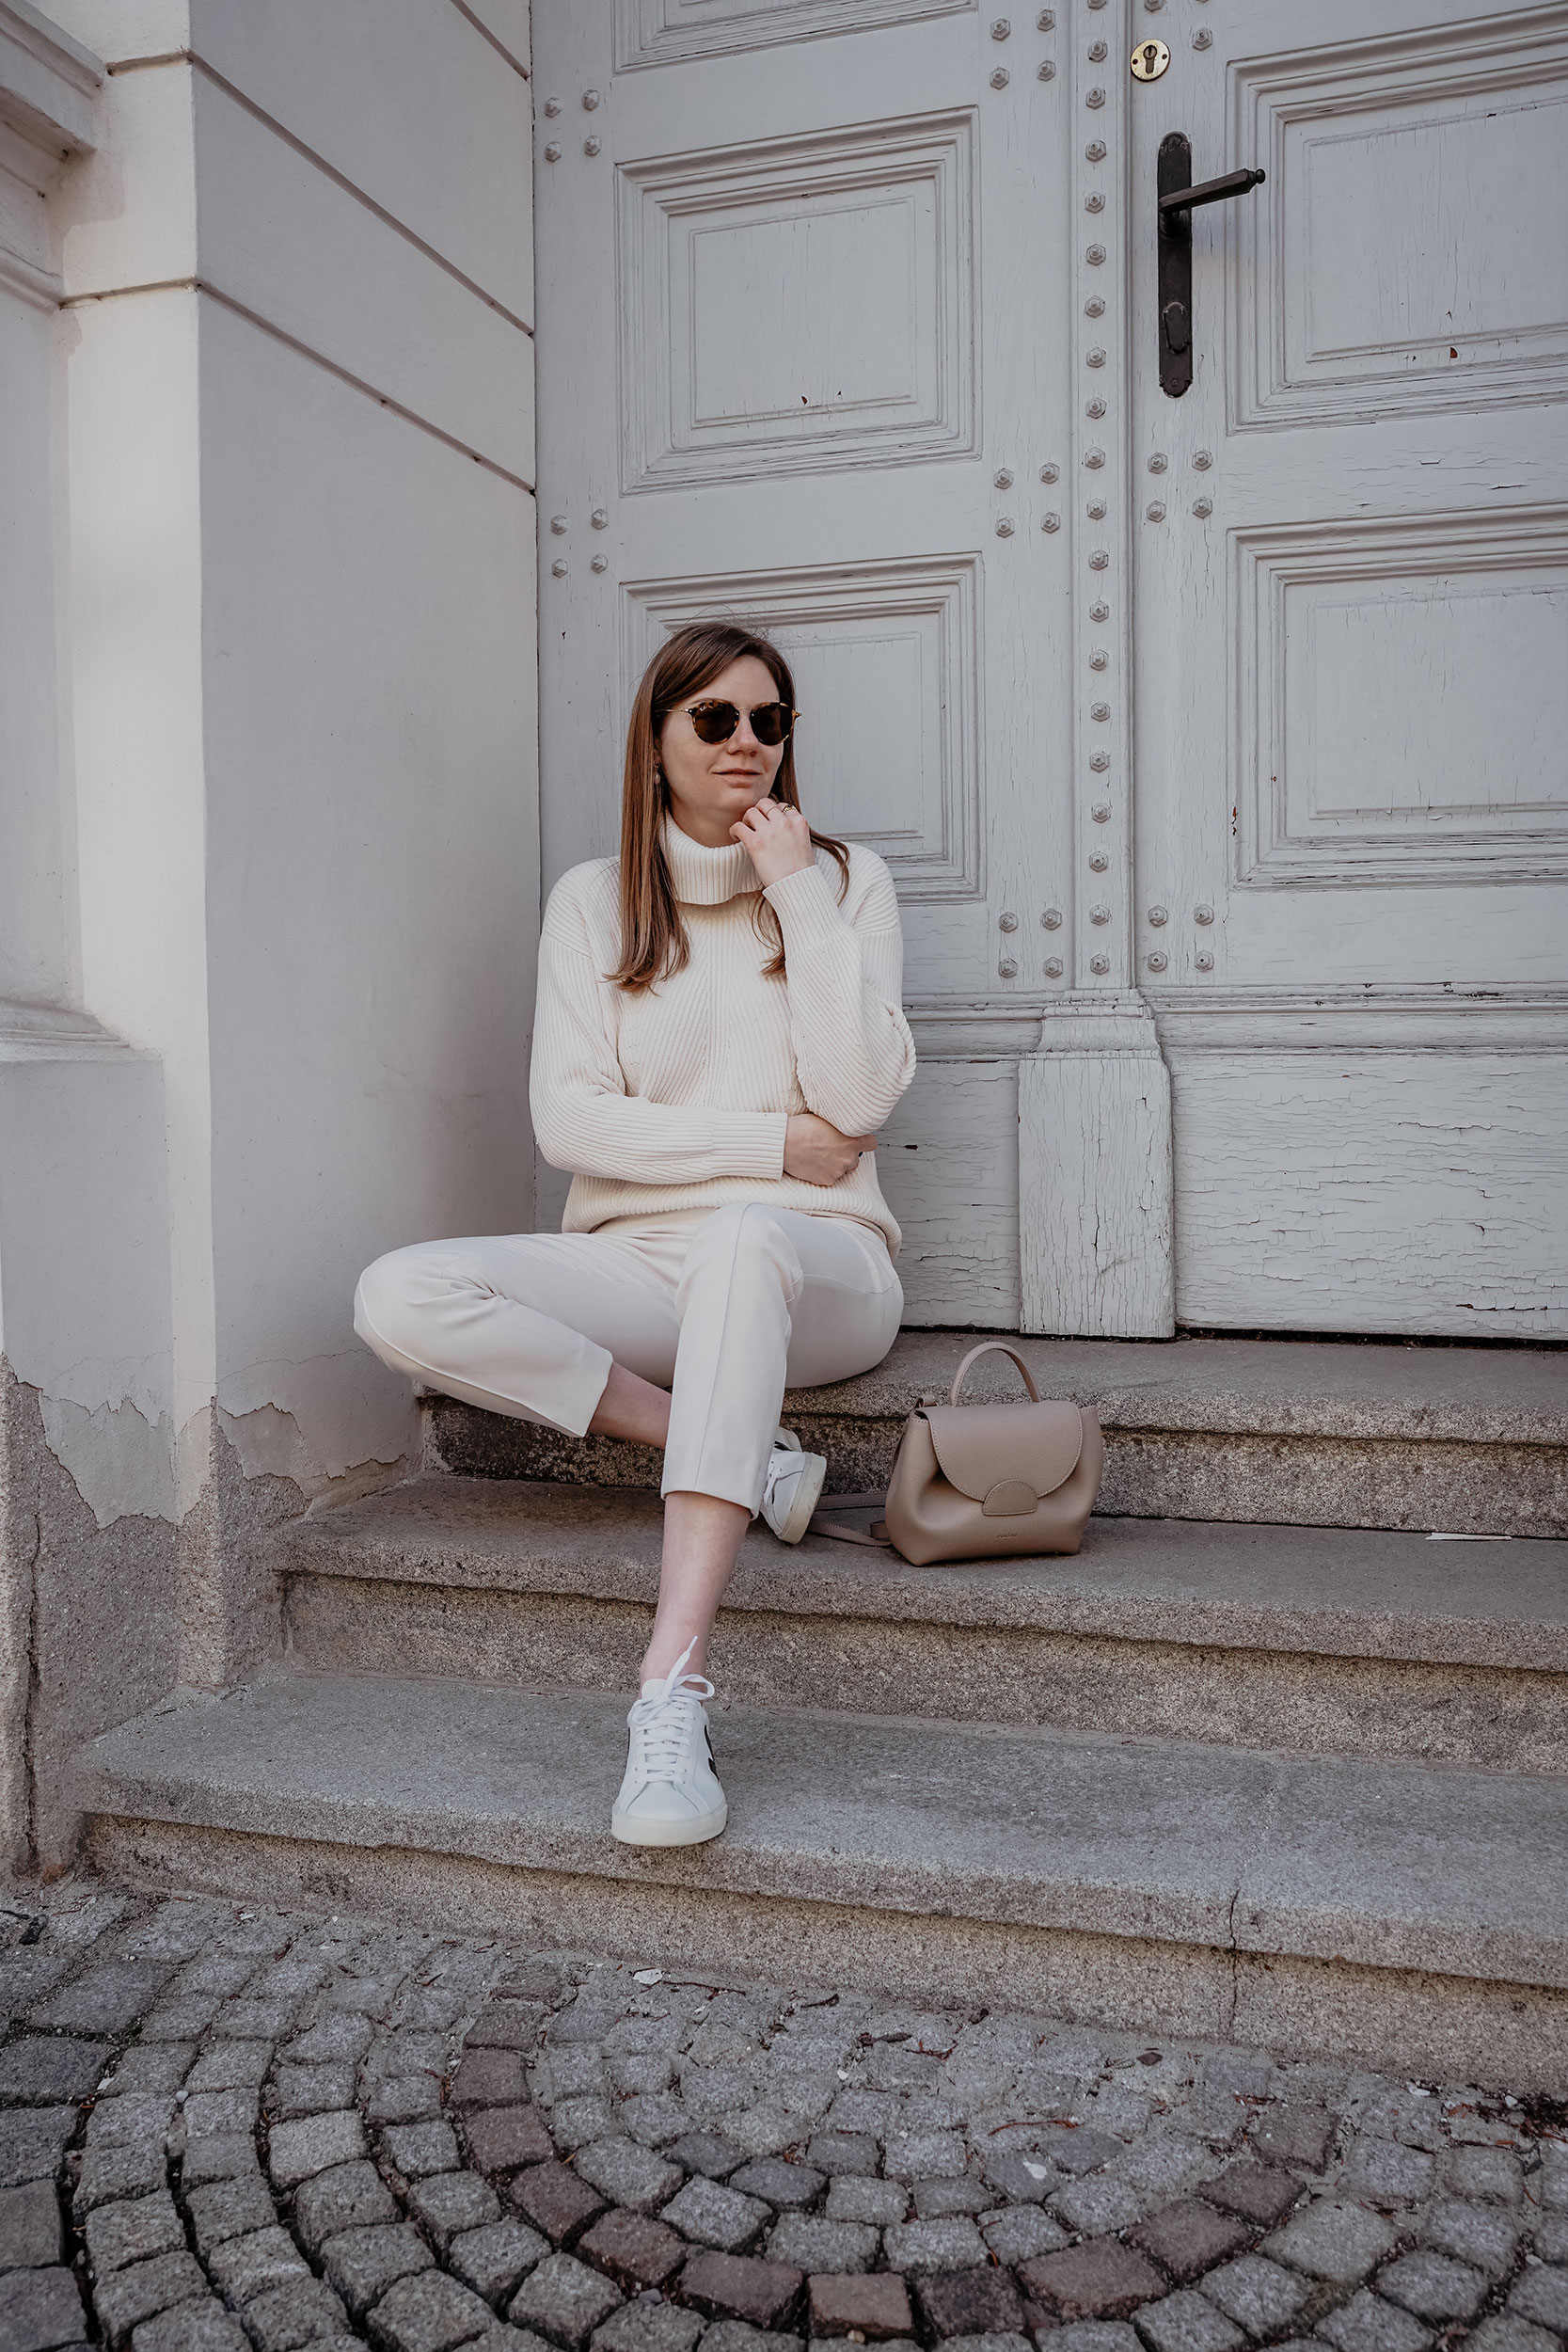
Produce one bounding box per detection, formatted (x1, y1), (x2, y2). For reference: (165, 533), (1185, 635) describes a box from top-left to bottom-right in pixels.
(3, 1880), (1565, 2352)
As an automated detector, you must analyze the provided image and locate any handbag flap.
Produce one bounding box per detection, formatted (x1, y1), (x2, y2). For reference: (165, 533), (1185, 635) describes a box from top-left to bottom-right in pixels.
(921, 1399), (1085, 1504)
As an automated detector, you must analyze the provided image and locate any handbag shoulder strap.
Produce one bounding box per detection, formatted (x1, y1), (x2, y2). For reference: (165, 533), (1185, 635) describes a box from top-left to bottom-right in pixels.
(948, 1339), (1042, 1406)
(807, 1491), (892, 1548)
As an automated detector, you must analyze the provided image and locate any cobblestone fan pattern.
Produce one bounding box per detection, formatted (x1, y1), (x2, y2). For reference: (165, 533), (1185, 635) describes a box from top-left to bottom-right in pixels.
(3, 1883), (1566, 2352)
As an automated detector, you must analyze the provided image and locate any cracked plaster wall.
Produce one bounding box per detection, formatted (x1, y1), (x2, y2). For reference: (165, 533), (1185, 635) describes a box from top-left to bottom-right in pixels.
(0, 1041), (409, 1877)
(1, 1357), (420, 1880)
(1, 1365), (177, 1876)
(1, 1358), (414, 1877)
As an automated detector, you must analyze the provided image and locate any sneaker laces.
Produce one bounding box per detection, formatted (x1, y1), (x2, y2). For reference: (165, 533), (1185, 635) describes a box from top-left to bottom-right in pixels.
(627, 1636), (716, 1782)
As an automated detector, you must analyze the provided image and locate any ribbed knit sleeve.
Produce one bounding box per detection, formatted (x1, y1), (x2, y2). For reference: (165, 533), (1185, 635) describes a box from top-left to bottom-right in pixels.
(763, 858), (917, 1135)
(530, 916), (788, 1185)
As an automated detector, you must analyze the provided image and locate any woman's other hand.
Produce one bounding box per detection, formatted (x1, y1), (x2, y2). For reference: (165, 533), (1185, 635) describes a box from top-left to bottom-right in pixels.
(784, 1113), (877, 1186)
(732, 797), (815, 886)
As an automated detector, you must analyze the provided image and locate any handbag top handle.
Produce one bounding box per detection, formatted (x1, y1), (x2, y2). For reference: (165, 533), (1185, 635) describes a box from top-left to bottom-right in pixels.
(947, 1340), (1043, 1407)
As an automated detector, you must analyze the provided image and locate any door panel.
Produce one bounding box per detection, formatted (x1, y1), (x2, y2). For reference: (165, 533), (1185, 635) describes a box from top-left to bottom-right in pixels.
(533, 1), (1077, 1319)
(612, 0), (975, 75)
(617, 112), (976, 489)
(1236, 513), (1568, 894)
(1131, 0), (1567, 1334)
(1233, 14), (1568, 429)
(1170, 1042), (1568, 1336)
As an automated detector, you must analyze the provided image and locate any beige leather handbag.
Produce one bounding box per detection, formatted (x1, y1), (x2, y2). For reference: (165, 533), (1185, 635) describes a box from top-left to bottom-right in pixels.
(814, 1342), (1102, 1565)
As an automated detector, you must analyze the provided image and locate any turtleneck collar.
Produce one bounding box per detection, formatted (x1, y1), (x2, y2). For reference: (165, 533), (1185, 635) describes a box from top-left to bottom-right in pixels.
(660, 813), (760, 906)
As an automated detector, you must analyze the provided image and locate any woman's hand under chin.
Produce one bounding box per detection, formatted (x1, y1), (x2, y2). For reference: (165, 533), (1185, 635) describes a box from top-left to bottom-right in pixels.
(732, 796), (816, 887)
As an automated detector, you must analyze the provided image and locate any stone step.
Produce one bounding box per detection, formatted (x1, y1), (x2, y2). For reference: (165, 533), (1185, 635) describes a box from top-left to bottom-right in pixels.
(75, 1668), (1568, 2090)
(420, 1330), (1568, 1537)
(277, 1475), (1568, 1774)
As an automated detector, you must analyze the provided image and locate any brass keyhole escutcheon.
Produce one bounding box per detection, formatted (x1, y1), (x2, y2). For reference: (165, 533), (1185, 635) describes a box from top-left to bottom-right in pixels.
(1131, 37), (1170, 81)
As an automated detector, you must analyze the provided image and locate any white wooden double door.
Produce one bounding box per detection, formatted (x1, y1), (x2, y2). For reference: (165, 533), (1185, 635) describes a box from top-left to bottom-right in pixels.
(532, 0), (1567, 1338)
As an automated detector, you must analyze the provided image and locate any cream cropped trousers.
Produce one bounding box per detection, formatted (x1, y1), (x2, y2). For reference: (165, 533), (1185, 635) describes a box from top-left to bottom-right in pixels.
(354, 1201), (903, 1517)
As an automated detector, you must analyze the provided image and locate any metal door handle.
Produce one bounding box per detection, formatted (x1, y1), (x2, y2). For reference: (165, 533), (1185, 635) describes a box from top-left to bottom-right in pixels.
(1158, 134), (1264, 397)
(1159, 166), (1265, 218)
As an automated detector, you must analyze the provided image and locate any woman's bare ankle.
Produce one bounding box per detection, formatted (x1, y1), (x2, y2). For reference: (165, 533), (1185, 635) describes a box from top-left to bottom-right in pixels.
(639, 1630), (707, 1688)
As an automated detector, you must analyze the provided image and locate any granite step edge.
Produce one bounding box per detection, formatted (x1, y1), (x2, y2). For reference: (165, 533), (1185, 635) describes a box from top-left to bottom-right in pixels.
(71, 1672), (1568, 1994)
(279, 1477), (1568, 1675)
(85, 1804), (1568, 2092)
(421, 1400), (1567, 1539)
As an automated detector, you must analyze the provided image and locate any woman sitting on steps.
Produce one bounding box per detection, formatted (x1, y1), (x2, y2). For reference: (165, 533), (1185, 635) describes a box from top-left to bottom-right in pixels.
(353, 619), (916, 1851)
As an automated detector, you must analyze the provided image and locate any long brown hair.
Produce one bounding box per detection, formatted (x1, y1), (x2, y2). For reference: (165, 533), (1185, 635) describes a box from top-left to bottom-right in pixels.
(611, 619), (850, 993)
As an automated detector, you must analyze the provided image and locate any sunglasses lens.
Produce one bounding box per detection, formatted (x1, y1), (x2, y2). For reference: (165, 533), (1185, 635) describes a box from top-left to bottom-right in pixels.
(688, 701), (738, 744)
(752, 703), (792, 746)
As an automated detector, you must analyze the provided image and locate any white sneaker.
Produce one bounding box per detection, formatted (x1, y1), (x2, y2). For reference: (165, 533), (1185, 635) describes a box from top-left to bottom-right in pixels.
(610, 1638), (727, 1848)
(760, 1427), (827, 1544)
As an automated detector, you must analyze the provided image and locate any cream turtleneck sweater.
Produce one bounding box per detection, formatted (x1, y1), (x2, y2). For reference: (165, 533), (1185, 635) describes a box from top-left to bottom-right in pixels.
(530, 817), (916, 1252)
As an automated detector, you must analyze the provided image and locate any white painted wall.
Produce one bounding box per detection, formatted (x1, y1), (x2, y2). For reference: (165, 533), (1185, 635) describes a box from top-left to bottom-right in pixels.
(199, 303), (537, 1480)
(0, 0), (540, 1864)
(47, 0), (540, 1524)
(0, 0), (182, 1870)
(0, 0), (540, 1862)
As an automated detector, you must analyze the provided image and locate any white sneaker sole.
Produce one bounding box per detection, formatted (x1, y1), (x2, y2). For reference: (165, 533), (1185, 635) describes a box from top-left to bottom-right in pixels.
(768, 1449), (827, 1544)
(610, 1797), (728, 1848)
